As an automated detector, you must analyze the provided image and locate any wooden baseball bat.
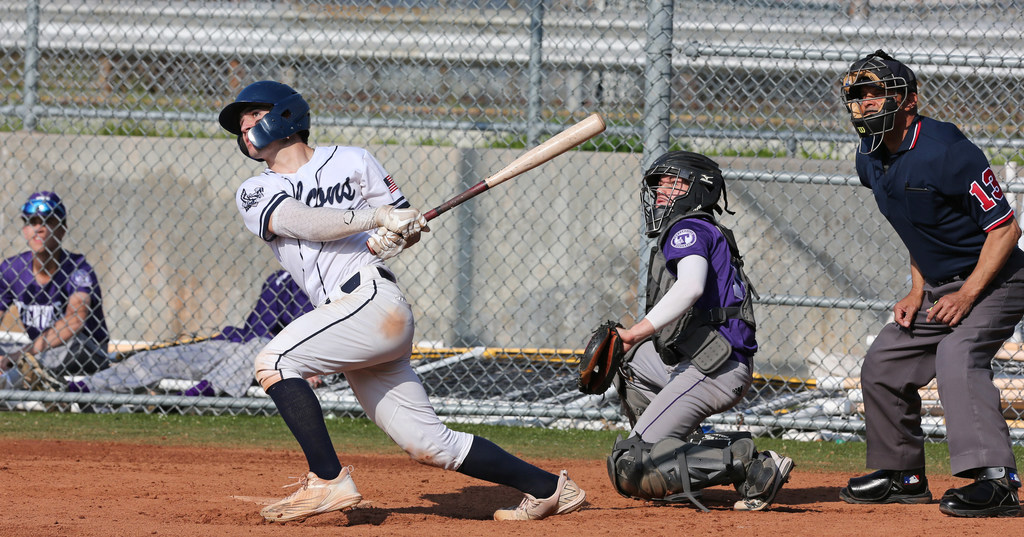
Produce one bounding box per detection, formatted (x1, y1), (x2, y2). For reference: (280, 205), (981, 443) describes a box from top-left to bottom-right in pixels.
(423, 113), (606, 221)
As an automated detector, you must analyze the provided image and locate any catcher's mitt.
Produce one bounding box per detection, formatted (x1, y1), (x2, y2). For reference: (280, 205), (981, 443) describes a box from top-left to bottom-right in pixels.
(577, 320), (624, 394)
(16, 351), (64, 392)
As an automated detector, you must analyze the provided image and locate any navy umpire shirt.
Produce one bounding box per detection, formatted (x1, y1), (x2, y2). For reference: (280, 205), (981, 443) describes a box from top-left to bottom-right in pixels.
(857, 115), (1016, 286)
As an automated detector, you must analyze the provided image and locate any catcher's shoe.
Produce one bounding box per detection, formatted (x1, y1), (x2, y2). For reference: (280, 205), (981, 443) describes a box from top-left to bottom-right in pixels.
(839, 468), (931, 505)
(261, 466), (362, 522)
(493, 470), (586, 521)
(734, 450), (794, 511)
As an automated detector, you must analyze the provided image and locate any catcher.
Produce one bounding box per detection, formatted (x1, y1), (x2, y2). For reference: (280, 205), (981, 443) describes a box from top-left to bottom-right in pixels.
(580, 151), (793, 511)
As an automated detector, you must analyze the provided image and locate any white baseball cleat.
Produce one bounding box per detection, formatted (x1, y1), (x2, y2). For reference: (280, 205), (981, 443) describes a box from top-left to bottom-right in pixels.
(733, 450), (794, 512)
(261, 466), (362, 522)
(493, 470), (586, 521)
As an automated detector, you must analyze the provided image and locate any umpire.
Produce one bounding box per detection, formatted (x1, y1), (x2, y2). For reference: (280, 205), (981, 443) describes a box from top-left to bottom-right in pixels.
(837, 50), (1023, 517)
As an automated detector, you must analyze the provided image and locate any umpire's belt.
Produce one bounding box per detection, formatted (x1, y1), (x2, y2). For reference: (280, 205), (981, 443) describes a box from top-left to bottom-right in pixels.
(930, 271), (971, 287)
(325, 266), (396, 305)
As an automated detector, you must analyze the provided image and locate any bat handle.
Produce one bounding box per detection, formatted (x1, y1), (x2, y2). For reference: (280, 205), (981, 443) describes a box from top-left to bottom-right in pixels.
(423, 180), (490, 222)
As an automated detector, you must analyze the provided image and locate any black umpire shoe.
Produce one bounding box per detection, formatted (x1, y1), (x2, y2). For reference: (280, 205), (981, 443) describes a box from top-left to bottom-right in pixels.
(938, 468), (1022, 518)
(839, 468), (932, 504)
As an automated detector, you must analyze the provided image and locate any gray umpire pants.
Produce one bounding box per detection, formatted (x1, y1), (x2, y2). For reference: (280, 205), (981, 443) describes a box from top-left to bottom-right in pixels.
(862, 265), (1024, 477)
(626, 340), (752, 443)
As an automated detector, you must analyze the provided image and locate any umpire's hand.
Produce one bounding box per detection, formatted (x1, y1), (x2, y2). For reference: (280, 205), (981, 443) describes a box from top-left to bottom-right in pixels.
(926, 288), (977, 327)
(893, 291), (923, 328)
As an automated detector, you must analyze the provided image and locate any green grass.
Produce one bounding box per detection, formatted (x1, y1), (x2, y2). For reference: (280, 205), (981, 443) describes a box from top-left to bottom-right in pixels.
(4, 411), (1020, 474)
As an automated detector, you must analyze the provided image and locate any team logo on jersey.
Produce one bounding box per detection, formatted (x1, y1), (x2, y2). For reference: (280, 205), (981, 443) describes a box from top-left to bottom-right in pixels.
(240, 187), (264, 211)
(70, 269), (92, 288)
(670, 228), (697, 249)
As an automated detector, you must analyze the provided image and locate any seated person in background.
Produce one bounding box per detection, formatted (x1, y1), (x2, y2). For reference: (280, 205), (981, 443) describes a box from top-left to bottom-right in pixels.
(69, 270), (312, 397)
(0, 191), (109, 390)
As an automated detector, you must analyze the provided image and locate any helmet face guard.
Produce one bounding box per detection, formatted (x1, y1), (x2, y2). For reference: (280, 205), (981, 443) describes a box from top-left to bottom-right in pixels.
(840, 51), (916, 151)
(219, 81), (310, 159)
(640, 151), (724, 237)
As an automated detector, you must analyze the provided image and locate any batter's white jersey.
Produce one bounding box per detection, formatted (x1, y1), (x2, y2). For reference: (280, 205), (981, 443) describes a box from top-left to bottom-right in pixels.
(235, 146), (408, 305)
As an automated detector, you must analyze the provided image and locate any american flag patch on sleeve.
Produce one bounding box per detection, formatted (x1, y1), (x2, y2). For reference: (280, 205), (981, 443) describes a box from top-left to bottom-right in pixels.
(384, 174), (399, 193)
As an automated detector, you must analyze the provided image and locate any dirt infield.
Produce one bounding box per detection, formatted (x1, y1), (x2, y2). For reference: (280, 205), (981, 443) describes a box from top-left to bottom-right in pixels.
(3, 439), (1021, 536)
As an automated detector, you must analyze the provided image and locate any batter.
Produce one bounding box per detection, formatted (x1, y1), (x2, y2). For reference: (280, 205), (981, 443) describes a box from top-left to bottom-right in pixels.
(219, 80), (586, 523)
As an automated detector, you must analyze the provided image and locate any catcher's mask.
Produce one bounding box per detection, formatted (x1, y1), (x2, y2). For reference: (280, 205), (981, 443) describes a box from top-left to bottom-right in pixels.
(840, 50), (917, 152)
(219, 80), (310, 160)
(640, 151), (726, 237)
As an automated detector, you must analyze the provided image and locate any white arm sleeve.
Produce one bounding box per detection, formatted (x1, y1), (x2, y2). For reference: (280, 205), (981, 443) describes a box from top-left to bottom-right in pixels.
(270, 197), (379, 241)
(642, 255), (708, 331)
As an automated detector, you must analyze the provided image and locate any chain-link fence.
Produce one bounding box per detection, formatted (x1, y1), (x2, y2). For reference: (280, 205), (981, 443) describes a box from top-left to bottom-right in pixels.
(1, 0), (1023, 443)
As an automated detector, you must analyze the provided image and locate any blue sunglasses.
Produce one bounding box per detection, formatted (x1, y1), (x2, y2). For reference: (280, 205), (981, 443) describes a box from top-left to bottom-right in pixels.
(21, 199), (66, 221)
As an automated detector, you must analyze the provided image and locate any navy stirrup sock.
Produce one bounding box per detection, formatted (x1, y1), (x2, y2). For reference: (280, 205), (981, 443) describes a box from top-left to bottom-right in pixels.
(266, 377), (342, 480)
(457, 435), (558, 498)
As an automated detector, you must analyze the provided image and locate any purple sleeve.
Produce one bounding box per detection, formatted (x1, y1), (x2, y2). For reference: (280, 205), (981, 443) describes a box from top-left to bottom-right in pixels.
(661, 220), (714, 276)
(0, 261), (12, 312)
(67, 265), (99, 297)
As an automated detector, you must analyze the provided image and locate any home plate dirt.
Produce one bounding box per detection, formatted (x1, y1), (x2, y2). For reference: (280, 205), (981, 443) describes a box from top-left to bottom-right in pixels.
(2, 439), (1020, 536)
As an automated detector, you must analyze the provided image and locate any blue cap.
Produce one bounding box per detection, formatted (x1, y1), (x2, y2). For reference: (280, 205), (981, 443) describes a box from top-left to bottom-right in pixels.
(21, 191), (67, 222)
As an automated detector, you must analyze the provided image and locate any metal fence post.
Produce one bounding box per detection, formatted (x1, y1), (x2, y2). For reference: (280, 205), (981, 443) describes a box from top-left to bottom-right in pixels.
(526, 0), (545, 146)
(642, 0), (673, 166)
(21, 0), (40, 131)
(639, 0), (674, 315)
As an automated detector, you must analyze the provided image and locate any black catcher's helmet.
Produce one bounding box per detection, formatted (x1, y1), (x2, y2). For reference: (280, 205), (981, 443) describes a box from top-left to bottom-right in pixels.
(640, 151), (726, 237)
(840, 50), (917, 146)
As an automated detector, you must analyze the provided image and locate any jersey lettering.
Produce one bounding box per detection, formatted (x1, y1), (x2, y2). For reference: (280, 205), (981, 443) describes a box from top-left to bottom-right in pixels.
(295, 179), (356, 207)
(17, 301), (57, 331)
(969, 168), (1004, 212)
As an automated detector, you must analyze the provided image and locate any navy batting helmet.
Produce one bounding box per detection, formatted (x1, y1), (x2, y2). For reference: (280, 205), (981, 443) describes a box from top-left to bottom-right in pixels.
(840, 50), (917, 142)
(219, 81), (310, 157)
(640, 151), (726, 237)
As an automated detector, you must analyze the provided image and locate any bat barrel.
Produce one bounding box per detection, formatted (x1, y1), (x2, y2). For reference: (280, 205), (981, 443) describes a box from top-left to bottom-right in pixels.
(418, 114), (604, 222)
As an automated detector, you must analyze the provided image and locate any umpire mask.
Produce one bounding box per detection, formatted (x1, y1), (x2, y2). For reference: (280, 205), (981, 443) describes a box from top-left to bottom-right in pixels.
(840, 50), (917, 152)
(640, 151), (725, 237)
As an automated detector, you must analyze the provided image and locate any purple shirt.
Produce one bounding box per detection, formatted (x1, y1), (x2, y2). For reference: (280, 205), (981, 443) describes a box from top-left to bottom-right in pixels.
(662, 218), (757, 358)
(0, 250), (108, 344)
(216, 271), (313, 342)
